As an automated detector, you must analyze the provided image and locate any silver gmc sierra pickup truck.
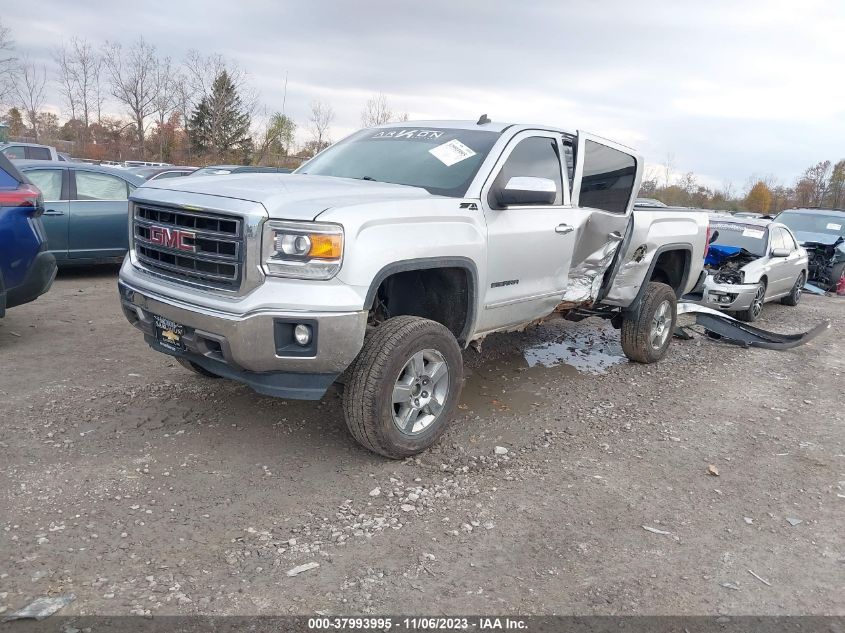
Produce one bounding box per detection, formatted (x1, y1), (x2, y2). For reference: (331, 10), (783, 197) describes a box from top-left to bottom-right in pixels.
(118, 119), (709, 457)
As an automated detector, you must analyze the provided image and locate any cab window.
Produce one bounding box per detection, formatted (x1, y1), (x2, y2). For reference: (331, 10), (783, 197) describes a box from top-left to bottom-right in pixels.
(491, 136), (562, 206)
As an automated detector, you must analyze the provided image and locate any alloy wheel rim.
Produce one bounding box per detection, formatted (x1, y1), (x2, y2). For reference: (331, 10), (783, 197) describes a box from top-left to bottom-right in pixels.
(391, 349), (450, 435)
(752, 286), (765, 317)
(650, 300), (672, 350)
(795, 274), (804, 299)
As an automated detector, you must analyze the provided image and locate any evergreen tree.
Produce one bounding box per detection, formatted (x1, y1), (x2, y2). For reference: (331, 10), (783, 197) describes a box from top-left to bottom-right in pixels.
(188, 70), (251, 160)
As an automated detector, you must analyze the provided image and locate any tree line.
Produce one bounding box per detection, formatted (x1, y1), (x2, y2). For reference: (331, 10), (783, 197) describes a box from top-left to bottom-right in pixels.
(639, 156), (845, 214)
(0, 20), (407, 166)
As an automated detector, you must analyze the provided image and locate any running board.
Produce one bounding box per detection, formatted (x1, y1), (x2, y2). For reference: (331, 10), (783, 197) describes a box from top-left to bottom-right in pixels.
(675, 302), (831, 350)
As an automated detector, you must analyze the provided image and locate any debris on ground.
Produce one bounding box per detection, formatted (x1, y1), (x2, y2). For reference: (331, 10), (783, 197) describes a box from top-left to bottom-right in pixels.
(2, 594), (76, 621)
(744, 517), (754, 524)
(708, 464), (720, 476)
(786, 517), (803, 526)
(642, 525), (673, 536)
(368, 487), (381, 497)
(748, 569), (772, 586)
(720, 582), (740, 591)
(494, 446), (508, 455)
(286, 562), (320, 577)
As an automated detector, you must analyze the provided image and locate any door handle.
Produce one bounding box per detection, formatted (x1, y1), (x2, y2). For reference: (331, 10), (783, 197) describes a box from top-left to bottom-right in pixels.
(607, 231), (624, 242)
(43, 209), (65, 216)
(555, 224), (574, 235)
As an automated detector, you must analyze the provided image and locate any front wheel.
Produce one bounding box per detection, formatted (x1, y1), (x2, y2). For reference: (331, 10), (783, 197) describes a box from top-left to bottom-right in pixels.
(781, 271), (805, 306)
(342, 316), (463, 459)
(736, 282), (766, 322)
(620, 282), (677, 364)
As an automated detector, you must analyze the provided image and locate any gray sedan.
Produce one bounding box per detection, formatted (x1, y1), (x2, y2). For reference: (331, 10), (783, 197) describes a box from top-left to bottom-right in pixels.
(15, 160), (144, 266)
(701, 216), (808, 321)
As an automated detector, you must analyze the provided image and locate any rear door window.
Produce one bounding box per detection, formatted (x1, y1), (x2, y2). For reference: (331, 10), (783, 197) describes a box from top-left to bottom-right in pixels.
(74, 171), (130, 200)
(26, 147), (52, 160)
(25, 169), (64, 200)
(579, 141), (637, 213)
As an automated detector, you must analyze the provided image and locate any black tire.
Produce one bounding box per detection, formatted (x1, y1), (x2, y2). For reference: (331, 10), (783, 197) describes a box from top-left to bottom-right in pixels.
(781, 271), (805, 306)
(735, 281), (766, 322)
(342, 315), (463, 459)
(829, 262), (845, 292)
(620, 282), (677, 364)
(176, 357), (220, 378)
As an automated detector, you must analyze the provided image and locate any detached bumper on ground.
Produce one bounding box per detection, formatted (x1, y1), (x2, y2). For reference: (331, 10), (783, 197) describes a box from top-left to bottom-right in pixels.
(118, 280), (368, 400)
(1, 251), (57, 315)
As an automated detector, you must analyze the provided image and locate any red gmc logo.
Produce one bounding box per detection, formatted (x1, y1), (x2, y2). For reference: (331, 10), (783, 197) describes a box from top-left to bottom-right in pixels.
(148, 226), (196, 252)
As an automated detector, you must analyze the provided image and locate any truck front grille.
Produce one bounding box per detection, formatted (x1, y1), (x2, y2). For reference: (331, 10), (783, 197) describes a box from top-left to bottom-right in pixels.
(133, 204), (244, 289)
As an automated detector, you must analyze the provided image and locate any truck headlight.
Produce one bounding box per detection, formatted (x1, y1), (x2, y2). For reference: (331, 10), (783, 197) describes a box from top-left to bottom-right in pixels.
(262, 220), (343, 280)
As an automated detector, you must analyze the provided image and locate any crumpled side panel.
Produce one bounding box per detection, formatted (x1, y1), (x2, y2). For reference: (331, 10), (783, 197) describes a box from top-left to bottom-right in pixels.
(558, 239), (621, 306)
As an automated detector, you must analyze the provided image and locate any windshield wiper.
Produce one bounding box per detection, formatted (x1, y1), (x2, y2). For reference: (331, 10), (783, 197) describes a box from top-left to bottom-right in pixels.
(356, 176), (377, 181)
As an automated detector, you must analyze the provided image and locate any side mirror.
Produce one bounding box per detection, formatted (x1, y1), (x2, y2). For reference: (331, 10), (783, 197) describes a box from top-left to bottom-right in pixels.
(495, 176), (557, 207)
(771, 248), (790, 258)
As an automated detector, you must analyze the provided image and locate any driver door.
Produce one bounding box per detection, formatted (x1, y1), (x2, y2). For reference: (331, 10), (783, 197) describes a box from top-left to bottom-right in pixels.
(477, 131), (577, 333)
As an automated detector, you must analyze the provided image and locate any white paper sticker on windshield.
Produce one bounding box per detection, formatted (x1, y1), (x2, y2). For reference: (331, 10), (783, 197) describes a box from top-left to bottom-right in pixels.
(826, 222), (842, 231)
(428, 139), (477, 166)
(742, 228), (765, 239)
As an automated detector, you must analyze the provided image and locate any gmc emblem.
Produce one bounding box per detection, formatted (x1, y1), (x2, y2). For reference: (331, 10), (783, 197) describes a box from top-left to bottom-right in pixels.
(148, 225), (196, 252)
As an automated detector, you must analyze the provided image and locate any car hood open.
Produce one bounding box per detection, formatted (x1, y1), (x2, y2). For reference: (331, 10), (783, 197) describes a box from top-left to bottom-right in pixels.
(140, 174), (435, 220)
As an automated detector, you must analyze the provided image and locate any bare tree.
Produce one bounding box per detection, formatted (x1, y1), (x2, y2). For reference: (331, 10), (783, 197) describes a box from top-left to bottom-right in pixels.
(12, 58), (47, 141)
(53, 44), (78, 122)
(102, 37), (159, 158)
(152, 57), (178, 160)
(361, 93), (392, 127)
(663, 152), (675, 188)
(71, 38), (101, 144)
(308, 100), (334, 152)
(0, 19), (16, 105)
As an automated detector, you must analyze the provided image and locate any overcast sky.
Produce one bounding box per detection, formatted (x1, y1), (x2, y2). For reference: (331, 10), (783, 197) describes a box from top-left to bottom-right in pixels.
(5, 0), (845, 189)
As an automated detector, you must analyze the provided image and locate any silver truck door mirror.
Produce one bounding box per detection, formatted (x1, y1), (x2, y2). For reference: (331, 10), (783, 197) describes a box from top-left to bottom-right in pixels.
(495, 176), (557, 207)
(771, 247), (790, 258)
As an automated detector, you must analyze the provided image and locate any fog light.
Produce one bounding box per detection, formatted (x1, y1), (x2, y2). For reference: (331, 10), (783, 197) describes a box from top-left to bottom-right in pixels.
(294, 324), (312, 346)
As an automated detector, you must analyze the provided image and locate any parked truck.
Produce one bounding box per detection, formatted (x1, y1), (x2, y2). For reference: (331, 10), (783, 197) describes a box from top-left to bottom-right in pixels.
(118, 120), (709, 457)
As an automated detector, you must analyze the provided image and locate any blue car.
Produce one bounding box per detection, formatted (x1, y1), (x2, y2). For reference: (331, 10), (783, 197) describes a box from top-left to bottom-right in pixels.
(0, 154), (57, 317)
(14, 160), (145, 266)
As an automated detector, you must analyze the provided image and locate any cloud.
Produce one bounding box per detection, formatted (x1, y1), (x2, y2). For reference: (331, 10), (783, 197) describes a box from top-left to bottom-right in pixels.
(3, 0), (844, 187)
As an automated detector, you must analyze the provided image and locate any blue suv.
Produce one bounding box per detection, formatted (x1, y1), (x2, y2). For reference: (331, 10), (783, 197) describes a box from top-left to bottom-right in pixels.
(0, 153), (57, 318)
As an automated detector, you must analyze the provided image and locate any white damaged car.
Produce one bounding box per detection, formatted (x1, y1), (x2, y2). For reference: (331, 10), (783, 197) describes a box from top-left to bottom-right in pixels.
(701, 215), (808, 322)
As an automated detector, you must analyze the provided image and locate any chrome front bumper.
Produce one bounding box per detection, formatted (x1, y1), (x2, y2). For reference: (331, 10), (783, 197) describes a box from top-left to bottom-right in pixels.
(118, 280), (368, 399)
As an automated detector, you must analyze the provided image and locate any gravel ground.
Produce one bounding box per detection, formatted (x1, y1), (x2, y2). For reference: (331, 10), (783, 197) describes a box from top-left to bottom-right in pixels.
(1, 266), (843, 617)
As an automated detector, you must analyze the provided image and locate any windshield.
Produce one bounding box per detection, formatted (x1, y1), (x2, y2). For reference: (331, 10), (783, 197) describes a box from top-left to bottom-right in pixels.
(709, 221), (768, 257)
(191, 167), (233, 176)
(777, 211), (845, 238)
(297, 127), (500, 197)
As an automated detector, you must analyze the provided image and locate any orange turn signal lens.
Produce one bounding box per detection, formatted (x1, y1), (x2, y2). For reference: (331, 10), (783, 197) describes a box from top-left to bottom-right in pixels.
(307, 234), (343, 259)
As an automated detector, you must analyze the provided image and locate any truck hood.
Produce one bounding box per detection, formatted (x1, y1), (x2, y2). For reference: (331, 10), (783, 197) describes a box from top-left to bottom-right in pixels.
(141, 174), (434, 220)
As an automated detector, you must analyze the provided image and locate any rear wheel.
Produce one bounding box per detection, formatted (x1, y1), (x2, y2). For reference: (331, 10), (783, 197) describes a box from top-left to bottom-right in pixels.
(736, 282), (766, 322)
(621, 282), (677, 364)
(176, 357), (220, 378)
(781, 271), (805, 306)
(342, 316), (463, 459)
